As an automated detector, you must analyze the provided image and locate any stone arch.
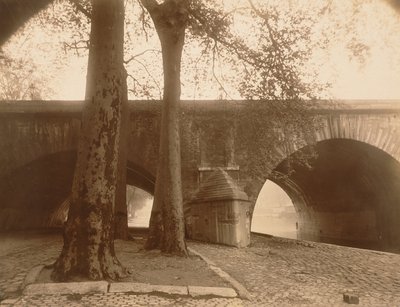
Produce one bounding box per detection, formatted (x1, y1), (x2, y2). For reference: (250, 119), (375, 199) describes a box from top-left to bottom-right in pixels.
(267, 112), (400, 173)
(50, 160), (157, 228)
(126, 160), (156, 195)
(0, 150), (76, 230)
(265, 138), (400, 251)
(0, 149), (156, 230)
(314, 113), (400, 163)
(0, 110), (80, 179)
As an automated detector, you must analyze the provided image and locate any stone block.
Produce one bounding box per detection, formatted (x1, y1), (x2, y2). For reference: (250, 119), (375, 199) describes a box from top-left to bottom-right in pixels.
(151, 285), (188, 295)
(188, 286), (237, 298)
(343, 293), (359, 304)
(109, 282), (188, 296)
(109, 282), (153, 293)
(23, 281), (108, 295)
(209, 265), (252, 300)
(22, 265), (44, 288)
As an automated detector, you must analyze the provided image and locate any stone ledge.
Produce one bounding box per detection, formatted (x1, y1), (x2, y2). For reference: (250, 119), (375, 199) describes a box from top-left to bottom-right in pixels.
(151, 285), (188, 296)
(21, 265), (44, 289)
(188, 247), (217, 266)
(188, 246), (252, 300)
(209, 265), (252, 300)
(23, 281), (108, 295)
(188, 286), (237, 298)
(22, 263), (239, 299)
(110, 283), (237, 298)
(22, 280), (240, 299)
(109, 282), (188, 296)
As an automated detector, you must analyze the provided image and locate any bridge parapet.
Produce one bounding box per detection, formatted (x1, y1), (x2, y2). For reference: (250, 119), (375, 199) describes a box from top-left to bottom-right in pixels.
(1, 99), (400, 114)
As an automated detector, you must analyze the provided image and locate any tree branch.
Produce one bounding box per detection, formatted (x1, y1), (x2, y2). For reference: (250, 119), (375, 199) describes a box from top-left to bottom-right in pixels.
(211, 42), (231, 99)
(191, 40), (211, 99)
(63, 40), (90, 55)
(124, 49), (161, 64)
(136, 0), (155, 40)
(247, 0), (280, 52)
(69, 0), (92, 19)
(139, 0), (159, 13)
(222, 6), (249, 21)
(188, 4), (260, 69)
(132, 58), (162, 98)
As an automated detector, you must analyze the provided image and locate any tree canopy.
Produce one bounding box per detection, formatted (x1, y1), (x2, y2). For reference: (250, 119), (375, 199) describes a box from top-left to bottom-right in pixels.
(1, 0), (399, 102)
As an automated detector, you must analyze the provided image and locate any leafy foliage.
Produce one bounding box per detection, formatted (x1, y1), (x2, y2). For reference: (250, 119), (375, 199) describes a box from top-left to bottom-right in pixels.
(0, 52), (53, 99)
(181, 1), (330, 180)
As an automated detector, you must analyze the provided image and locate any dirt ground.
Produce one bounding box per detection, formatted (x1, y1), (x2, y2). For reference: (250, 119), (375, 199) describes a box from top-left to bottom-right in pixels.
(36, 237), (229, 287)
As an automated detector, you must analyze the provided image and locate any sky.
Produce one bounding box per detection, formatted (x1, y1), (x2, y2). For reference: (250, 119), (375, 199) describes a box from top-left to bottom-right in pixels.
(1, 0), (400, 101)
(316, 0), (400, 100)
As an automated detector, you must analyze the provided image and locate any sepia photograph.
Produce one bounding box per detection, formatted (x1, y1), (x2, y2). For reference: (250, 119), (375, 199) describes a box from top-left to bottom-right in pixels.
(1, 0), (400, 305)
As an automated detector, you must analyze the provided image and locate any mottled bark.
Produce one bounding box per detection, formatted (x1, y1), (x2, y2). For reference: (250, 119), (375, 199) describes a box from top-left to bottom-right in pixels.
(142, 0), (188, 255)
(52, 0), (127, 281)
(114, 69), (129, 240)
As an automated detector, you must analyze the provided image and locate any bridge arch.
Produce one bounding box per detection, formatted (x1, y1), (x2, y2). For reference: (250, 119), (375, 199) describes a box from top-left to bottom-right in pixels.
(126, 161), (156, 195)
(0, 150), (75, 229)
(266, 111), (400, 172)
(264, 138), (400, 251)
(314, 112), (400, 163)
(0, 150), (156, 230)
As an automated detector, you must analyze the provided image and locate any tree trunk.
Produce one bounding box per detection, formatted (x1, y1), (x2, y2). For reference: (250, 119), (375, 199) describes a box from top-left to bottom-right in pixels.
(114, 70), (129, 240)
(142, 0), (188, 255)
(0, 0), (54, 46)
(52, 0), (127, 281)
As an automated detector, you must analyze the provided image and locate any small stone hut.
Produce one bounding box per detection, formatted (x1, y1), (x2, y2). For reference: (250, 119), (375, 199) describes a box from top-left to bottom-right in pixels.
(186, 168), (251, 247)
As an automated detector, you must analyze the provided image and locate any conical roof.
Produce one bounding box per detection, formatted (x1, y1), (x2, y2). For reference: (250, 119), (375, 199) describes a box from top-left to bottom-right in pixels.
(191, 168), (249, 203)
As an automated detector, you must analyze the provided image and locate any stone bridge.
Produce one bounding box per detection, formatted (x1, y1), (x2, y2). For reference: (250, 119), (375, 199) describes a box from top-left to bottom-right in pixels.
(1, 100), (400, 251)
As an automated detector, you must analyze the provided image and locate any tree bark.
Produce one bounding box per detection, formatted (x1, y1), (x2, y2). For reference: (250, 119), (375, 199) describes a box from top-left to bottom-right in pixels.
(52, 0), (127, 281)
(114, 70), (129, 240)
(141, 0), (188, 255)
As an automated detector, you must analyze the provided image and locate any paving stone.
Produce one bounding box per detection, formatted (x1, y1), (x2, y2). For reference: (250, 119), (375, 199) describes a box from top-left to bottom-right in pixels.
(3, 285), (19, 293)
(188, 286), (237, 298)
(23, 281), (108, 295)
(0, 298), (19, 305)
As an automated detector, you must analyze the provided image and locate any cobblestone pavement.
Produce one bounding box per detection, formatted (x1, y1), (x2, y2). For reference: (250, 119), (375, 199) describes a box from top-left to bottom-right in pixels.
(0, 231), (61, 298)
(191, 234), (400, 306)
(4, 294), (243, 307)
(1, 231), (400, 306)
